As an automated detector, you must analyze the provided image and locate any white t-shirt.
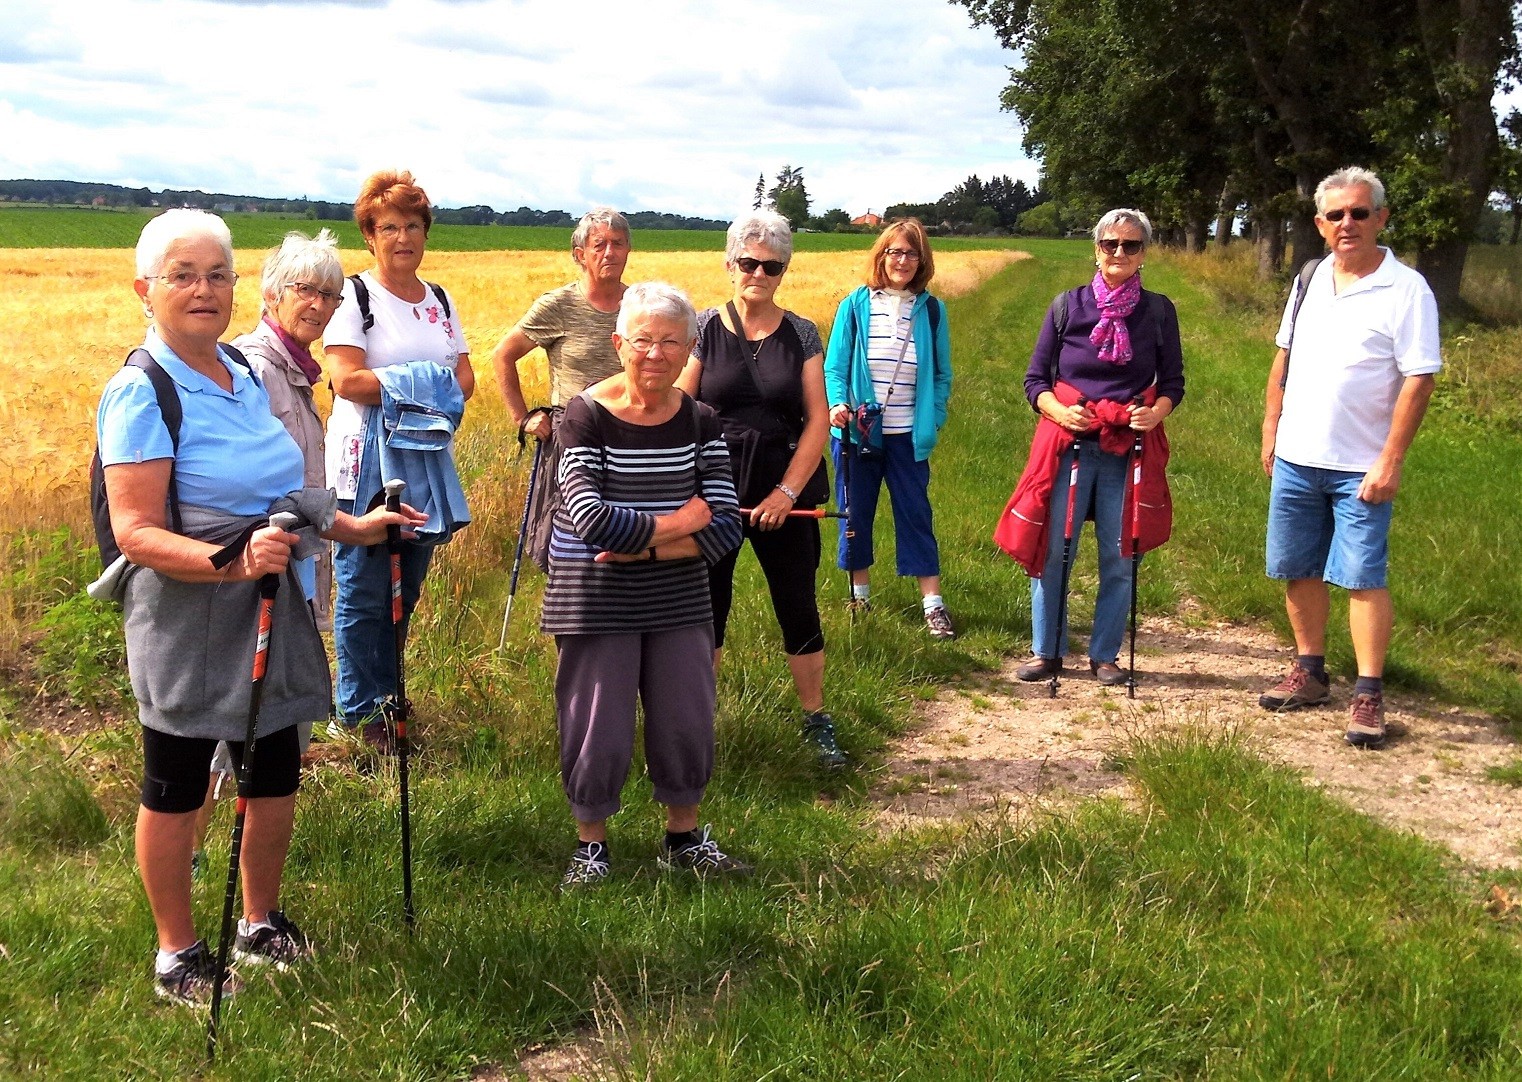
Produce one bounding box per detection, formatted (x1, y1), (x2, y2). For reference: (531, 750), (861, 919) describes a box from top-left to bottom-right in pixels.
(323, 271), (468, 498)
(867, 289), (918, 434)
(1273, 248), (1440, 472)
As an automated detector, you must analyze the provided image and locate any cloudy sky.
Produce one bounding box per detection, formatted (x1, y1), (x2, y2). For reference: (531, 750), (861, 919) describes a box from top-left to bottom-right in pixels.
(0, 0), (1037, 219)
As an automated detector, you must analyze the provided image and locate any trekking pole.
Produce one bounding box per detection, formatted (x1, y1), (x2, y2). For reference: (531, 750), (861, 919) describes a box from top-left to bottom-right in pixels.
(498, 409), (551, 652)
(207, 510), (301, 1061)
(738, 508), (848, 520)
(383, 478), (415, 931)
(1050, 404), (1087, 699)
(839, 413), (857, 619)
(1126, 403), (1145, 700)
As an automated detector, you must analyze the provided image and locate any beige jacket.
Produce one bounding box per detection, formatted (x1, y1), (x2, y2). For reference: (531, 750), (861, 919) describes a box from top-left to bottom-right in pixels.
(232, 319), (333, 629)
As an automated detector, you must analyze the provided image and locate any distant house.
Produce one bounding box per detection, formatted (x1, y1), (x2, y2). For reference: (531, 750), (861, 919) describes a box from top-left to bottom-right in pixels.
(851, 211), (883, 228)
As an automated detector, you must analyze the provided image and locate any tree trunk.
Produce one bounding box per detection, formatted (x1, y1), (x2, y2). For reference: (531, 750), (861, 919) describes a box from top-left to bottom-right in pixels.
(1255, 214), (1285, 279)
(1410, 0), (1510, 312)
(1288, 173), (1323, 269)
(1510, 208), (1521, 245)
(1214, 184), (1236, 248)
(1185, 214), (1210, 252)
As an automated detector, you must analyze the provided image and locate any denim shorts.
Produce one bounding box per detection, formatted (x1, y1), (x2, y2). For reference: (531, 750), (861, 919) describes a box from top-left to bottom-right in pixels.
(1265, 458), (1392, 590)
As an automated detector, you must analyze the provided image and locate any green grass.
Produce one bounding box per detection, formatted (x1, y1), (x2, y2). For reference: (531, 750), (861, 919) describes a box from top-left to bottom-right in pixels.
(4, 238), (1522, 1077)
(0, 204), (1029, 253)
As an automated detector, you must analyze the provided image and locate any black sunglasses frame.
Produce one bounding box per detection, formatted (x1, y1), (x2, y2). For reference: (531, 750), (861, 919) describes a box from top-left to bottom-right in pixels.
(1321, 207), (1374, 223)
(736, 256), (787, 276)
(1097, 238), (1144, 255)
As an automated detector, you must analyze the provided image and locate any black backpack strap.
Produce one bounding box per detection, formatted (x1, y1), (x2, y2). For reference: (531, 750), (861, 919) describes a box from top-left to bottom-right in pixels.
(127, 349), (185, 536)
(1043, 289), (1072, 396)
(350, 273), (374, 333)
(425, 281), (452, 320)
(1280, 257), (1323, 389)
(218, 342), (252, 373)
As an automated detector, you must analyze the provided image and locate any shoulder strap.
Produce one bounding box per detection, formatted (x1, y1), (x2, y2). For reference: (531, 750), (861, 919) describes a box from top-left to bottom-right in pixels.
(124, 348), (184, 535)
(350, 274), (373, 332)
(1280, 257), (1323, 389)
(1045, 289), (1071, 390)
(425, 281), (452, 320)
(219, 342), (252, 372)
(927, 295), (942, 339)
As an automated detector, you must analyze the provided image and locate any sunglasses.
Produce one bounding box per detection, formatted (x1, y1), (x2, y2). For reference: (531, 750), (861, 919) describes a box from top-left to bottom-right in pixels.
(1321, 206), (1373, 223)
(1098, 238), (1144, 255)
(736, 256), (787, 276)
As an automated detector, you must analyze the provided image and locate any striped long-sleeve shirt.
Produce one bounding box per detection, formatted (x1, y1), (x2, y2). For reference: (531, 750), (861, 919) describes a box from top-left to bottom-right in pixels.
(540, 391), (741, 636)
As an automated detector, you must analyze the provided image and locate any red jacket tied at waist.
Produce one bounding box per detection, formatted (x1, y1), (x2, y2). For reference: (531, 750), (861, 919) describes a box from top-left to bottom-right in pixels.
(994, 382), (1172, 576)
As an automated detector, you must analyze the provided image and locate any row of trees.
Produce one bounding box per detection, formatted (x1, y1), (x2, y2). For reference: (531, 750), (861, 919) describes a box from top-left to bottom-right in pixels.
(886, 174), (1047, 233)
(752, 166), (1050, 234)
(954, 0), (1520, 306)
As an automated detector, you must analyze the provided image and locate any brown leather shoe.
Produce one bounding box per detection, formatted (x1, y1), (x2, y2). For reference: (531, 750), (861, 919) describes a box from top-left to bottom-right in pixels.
(1090, 660), (1127, 687)
(1016, 656), (1062, 682)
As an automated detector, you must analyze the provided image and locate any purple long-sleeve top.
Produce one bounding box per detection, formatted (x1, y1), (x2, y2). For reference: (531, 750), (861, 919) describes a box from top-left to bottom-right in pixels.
(1024, 285), (1185, 409)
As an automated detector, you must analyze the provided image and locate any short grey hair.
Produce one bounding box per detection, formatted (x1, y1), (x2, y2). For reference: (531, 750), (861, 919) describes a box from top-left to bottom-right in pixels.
(1315, 166), (1386, 213)
(572, 206), (631, 251)
(615, 281), (697, 342)
(135, 208), (234, 278)
(724, 210), (793, 265)
(259, 229), (343, 310)
(1092, 208), (1153, 248)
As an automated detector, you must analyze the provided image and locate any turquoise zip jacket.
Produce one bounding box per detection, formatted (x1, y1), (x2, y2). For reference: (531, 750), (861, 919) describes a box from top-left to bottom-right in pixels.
(824, 285), (953, 462)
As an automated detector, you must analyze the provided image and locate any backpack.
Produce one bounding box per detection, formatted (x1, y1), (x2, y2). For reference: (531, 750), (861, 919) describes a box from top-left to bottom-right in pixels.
(1278, 257), (1324, 389)
(349, 274), (452, 332)
(90, 345), (251, 570)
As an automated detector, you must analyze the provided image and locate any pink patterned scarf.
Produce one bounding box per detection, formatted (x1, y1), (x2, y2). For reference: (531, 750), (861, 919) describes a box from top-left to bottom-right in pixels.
(1089, 269), (1142, 365)
(264, 315), (324, 385)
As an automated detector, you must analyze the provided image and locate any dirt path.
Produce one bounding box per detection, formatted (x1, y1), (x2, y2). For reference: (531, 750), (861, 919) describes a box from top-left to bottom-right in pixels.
(875, 613), (1522, 869)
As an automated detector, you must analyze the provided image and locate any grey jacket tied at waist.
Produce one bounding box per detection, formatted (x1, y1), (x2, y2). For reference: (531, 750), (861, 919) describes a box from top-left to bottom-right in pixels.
(354, 361), (470, 544)
(93, 488), (337, 741)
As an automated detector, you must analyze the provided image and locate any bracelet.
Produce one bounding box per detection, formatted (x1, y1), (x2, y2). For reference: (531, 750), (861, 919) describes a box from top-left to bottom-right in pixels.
(649, 546), (658, 561)
(775, 482), (799, 501)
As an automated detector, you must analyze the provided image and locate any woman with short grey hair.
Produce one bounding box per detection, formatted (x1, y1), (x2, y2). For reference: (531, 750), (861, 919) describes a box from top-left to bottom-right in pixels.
(677, 210), (840, 767)
(544, 281), (746, 887)
(1006, 207), (1184, 688)
(233, 229), (345, 632)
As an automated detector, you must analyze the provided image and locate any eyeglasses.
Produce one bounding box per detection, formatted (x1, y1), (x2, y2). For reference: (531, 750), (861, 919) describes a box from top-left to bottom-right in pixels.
(1098, 239), (1144, 255)
(285, 281), (344, 306)
(625, 336), (688, 357)
(1321, 206), (1373, 223)
(148, 270), (238, 290)
(376, 222), (426, 239)
(736, 256), (787, 276)
(884, 248), (920, 262)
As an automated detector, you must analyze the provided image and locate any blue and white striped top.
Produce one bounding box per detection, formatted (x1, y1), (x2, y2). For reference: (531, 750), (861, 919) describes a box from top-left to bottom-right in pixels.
(540, 392), (741, 635)
(866, 289), (919, 434)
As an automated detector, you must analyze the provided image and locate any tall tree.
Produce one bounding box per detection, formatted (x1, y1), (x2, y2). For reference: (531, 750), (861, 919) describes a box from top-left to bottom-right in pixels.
(769, 165), (810, 228)
(753, 173), (768, 210)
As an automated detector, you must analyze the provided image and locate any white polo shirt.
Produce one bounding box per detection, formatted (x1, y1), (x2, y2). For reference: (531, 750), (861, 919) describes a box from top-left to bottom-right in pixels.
(1273, 248), (1441, 472)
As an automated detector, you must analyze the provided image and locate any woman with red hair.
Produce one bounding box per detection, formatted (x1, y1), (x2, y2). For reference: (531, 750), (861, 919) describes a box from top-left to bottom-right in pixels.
(324, 170), (476, 748)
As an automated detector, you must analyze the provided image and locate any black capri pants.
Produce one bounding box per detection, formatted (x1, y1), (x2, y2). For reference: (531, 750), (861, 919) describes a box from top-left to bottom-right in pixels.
(140, 724), (302, 813)
(709, 516), (824, 656)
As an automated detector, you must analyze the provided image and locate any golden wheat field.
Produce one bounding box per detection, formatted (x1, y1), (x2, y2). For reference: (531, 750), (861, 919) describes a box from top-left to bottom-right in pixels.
(0, 246), (1023, 504)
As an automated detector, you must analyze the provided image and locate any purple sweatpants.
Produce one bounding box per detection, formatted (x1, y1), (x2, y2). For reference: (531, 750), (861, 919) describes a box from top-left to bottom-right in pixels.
(554, 623), (716, 822)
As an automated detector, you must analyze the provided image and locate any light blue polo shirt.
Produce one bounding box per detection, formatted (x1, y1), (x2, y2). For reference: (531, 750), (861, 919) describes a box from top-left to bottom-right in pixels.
(97, 329), (304, 514)
(96, 330), (314, 596)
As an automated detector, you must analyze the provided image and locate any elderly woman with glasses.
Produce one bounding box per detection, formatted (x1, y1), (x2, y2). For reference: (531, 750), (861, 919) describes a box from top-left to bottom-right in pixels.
(1005, 208), (1183, 687)
(232, 229), (344, 634)
(544, 282), (746, 888)
(324, 169), (475, 750)
(675, 211), (841, 769)
(824, 218), (955, 639)
(94, 209), (422, 1003)
(492, 208), (631, 569)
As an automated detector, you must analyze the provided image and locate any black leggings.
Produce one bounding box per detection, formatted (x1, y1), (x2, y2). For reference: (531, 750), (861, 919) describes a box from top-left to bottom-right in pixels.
(140, 725), (301, 814)
(708, 516), (824, 656)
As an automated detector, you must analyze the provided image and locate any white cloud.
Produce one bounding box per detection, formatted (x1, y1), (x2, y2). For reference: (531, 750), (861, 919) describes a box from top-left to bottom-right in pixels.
(0, 0), (1037, 217)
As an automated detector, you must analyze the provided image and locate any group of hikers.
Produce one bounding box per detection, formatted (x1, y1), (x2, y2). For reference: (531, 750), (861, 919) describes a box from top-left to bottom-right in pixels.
(91, 163), (1438, 1007)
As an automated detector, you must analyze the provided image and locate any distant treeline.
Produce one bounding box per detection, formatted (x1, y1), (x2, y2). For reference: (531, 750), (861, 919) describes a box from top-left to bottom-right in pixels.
(0, 179), (729, 231)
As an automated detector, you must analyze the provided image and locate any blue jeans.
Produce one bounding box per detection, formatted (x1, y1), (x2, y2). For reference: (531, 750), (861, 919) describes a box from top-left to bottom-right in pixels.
(333, 499), (434, 725)
(1266, 458), (1391, 590)
(832, 432), (941, 577)
(1031, 440), (1133, 663)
